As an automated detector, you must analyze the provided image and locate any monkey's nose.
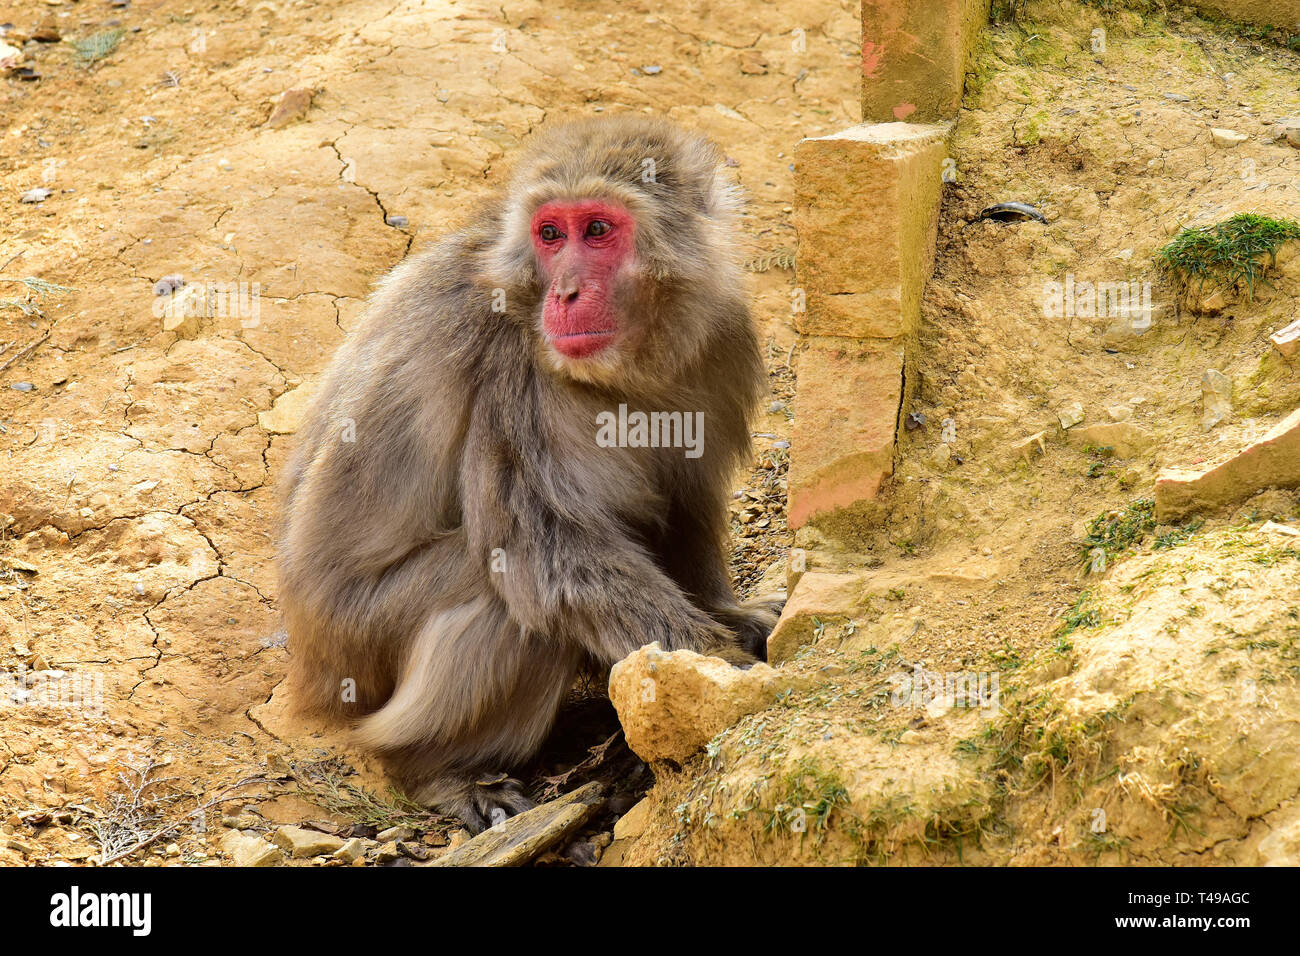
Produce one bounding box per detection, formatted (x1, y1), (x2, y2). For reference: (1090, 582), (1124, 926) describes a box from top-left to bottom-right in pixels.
(552, 281), (581, 305)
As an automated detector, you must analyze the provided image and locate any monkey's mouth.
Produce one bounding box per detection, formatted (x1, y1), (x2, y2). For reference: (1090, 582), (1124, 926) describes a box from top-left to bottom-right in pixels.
(549, 328), (617, 359)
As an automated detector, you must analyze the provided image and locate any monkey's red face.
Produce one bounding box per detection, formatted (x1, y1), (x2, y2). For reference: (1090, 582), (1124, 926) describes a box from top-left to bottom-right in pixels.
(531, 199), (637, 361)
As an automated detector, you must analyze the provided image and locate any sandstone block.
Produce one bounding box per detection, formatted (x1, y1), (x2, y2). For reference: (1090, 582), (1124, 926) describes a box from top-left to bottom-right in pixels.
(788, 339), (902, 527)
(861, 0), (990, 123)
(794, 122), (950, 339)
(767, 570), (872, 664)
(1155, 408), (1300, 521)
(219, 830), (283, 867)
(271, 824), (346, 859)
(1186, 0), (1300, 30)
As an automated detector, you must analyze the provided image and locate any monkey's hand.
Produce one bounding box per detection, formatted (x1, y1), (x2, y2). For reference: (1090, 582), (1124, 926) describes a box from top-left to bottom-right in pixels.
(709, 593), (786, 661)
(698, 635), (762, 668)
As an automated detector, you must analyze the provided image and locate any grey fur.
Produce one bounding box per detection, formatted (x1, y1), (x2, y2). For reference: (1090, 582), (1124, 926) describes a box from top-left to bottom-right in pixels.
(277, 115), (778, 832)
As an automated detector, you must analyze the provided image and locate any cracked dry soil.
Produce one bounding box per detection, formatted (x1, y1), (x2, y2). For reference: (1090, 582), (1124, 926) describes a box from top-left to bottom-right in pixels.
(0, 0), (857, 864)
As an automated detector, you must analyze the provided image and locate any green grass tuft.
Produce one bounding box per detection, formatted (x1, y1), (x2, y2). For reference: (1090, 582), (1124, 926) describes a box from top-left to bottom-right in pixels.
(1156, 213), (1300, 299)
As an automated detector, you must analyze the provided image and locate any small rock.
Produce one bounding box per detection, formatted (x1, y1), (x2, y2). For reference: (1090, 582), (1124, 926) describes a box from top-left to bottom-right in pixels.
(1069, 422), (1153, 458)
(375, 825), (414, 843)
(738, 51), (768, 74)
(159, 284), (208, 336)
(431, 783), (604, 868)
(563, 841), (600, 866)
(1106, 404), (1133, 422)
(1260, 520), (1300, 538)
(1210, 128), (1248, 148)
(10, 382), (34, 392)
(257, 382), (318, 434)
(19, 188), (52, 204)
(609, 643), (794, 763)
(1271, 319), (1300, 361)
(219, 830), (283, 867)
(271, 825), (346, 859)
(332, 838), (366, 863)
(220, 813), (263, 830)
(612, 798), (653, 842)
(385, 215), (408, 228)
(397, 840), (434, 861)
(1011, 430), (1047, 462)
(1057, 402), (1085, 429)
(1273, 117), (1300, 148)
(1201, 369), (1232, 431)
(374, 841), (402, 863)
(1186, 287), (1227, 315)
(265, 87), (314, 128)
(640, 65), (662, 75)
(153, 274), (184, 296)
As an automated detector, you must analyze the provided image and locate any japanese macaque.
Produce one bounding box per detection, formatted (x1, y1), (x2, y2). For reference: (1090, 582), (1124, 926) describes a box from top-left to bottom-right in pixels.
(277, 115), (781, 832)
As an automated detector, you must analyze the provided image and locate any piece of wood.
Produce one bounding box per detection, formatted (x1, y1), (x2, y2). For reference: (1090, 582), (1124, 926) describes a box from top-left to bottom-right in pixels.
(430, 782), (604, 867)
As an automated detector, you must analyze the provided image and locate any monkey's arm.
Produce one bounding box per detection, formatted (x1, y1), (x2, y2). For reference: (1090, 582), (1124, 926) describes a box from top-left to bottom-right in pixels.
(461, 434), (747, 665)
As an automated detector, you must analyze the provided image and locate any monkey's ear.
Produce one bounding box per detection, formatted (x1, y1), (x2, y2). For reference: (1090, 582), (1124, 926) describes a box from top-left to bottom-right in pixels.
(701, 172), (743, 220)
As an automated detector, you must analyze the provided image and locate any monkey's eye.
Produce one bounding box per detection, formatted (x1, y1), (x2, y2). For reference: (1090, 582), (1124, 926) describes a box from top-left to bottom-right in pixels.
(539, 224), (562, 242)
(585, 220), (612, 238)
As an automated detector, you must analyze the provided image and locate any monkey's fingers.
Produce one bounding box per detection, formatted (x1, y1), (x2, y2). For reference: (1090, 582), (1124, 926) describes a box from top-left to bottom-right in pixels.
(699, 638), (761, 669)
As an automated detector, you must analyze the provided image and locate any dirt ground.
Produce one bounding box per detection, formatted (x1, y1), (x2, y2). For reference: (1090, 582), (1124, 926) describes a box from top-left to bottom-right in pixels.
(0, 0), (857, 864)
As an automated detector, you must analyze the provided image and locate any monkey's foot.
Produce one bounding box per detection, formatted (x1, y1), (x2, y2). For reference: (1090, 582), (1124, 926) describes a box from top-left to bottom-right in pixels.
(413, 772), (536, 835)
(710, 593), (786, 661)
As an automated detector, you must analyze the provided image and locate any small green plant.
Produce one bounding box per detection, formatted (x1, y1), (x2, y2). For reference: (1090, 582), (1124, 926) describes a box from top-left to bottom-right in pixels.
(1156, 213), (1300, 299)
(1079, 499), (1156, 571)
(1058, 590), (1102, 636)
(0, 275), (74, 316)
(1153, 517), (1205, 550)
(74, 28), (127, 64)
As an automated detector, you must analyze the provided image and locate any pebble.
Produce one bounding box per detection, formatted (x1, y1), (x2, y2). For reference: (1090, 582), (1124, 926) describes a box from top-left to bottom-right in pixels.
(1057, 402), (1085, 429)
(1210, 128), (1248, 148)
(153, 274), (184, 295)
(20, 188), (52, 203)
(332, 837), (366, 863)
(271, 824), (346, 858)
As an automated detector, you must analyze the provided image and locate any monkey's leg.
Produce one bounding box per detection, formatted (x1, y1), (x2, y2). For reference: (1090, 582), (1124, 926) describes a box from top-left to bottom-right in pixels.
(355, 597), (582, 833)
